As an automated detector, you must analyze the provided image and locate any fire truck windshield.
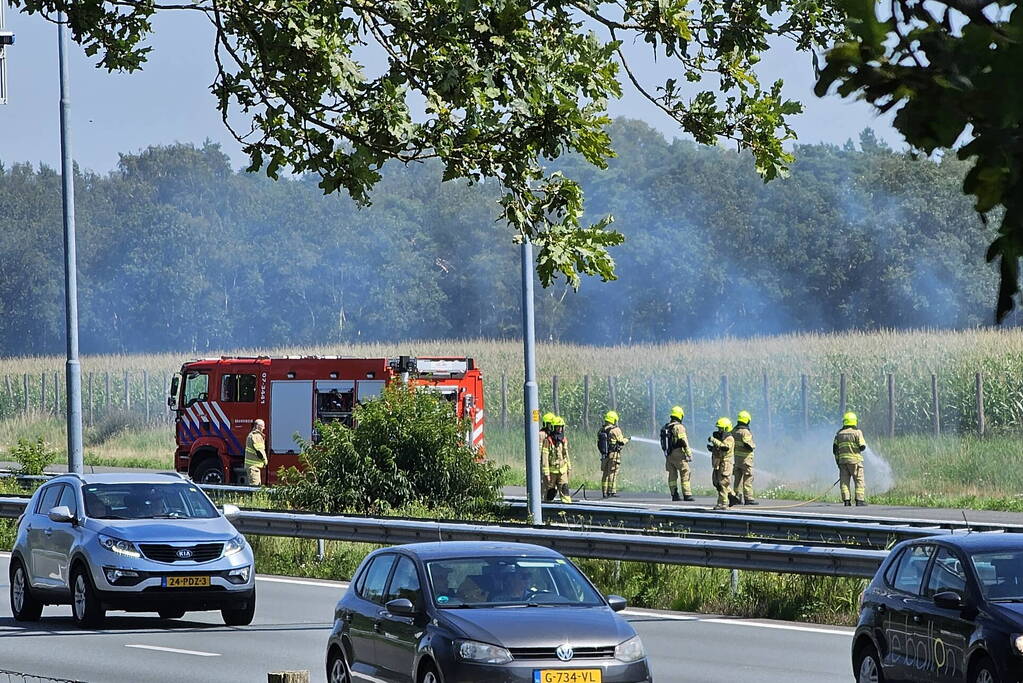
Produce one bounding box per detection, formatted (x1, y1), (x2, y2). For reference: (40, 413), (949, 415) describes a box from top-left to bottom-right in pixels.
(182, 372), (209, 407)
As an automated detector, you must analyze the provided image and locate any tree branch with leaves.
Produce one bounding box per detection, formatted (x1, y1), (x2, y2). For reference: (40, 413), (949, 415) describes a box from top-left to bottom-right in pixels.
(16, 0), (846, 287)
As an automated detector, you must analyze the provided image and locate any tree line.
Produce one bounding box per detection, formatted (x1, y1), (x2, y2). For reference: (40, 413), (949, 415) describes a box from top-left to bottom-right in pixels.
(0, 118), (1007, 357)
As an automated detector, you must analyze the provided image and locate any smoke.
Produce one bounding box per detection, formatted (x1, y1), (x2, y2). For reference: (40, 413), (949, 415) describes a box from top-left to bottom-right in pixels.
(627, 426), (895, 495)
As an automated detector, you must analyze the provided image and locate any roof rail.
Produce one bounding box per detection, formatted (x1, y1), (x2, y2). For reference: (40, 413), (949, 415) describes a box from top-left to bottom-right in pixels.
(156, 471), (189, 480)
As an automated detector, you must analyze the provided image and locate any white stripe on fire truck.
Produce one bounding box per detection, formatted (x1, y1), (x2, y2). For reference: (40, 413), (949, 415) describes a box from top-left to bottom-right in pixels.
(209, 401), (244, 453)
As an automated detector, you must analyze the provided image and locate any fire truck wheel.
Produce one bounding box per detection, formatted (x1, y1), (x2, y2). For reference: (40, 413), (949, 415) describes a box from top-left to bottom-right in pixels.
(193, 458), (226, 485)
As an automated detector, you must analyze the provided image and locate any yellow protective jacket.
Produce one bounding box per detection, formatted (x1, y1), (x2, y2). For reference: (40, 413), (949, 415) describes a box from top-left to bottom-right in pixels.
(599, 424), (628, 456)
(541, 435), (570, 476)
(244, 430), (267, 466)
(707, 431), (734, 463)
(732, 424), (755, 457)
(833, 427), (867, 464)
(664, 421), (692, 459)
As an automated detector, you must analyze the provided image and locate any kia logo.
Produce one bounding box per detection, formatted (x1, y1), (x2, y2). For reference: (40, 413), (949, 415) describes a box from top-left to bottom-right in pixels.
(176, 548), (193, 559)
(556, 644), (574, 662)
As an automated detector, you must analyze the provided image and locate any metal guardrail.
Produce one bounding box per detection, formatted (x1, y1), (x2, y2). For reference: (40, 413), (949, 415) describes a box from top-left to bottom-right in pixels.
(509, 501), (957, 548)
(231, 509), (888, 578)
(0, 496), (886, 577)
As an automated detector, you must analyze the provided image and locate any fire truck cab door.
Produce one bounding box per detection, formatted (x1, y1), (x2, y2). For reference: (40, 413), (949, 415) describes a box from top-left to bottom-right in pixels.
(269, 380), (314, 453)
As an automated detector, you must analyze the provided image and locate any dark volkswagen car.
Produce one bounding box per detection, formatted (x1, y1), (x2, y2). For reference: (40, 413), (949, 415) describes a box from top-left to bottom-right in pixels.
(325, 542), (652, 683)
(853, 534), (1023, 683)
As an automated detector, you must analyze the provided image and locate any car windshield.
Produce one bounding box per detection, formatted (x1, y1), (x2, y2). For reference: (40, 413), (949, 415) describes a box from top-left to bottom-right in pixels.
(971, 550), (1023, 601)
(426, 556), (604, 608)
(81, 483), (219, 520)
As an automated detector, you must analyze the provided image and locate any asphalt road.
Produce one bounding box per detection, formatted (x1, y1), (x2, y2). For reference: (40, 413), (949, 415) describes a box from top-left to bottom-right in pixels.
(0, 554), (854, 683)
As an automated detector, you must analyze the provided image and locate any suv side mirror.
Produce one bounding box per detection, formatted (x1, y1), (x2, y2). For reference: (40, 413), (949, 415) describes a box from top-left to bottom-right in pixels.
(606, 595), (628, 612)
(385, 598), (417, 617)
(48, 505), (75, 524)
(222, 504), (241, 521)
(934, 591), (965, 609)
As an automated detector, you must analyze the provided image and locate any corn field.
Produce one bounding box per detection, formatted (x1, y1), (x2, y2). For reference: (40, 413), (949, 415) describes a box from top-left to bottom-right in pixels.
(1, 327), (1022, 436)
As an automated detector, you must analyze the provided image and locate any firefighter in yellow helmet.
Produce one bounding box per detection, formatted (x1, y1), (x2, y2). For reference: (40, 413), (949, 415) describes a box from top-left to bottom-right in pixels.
(540, 412), (556, 492)
(708, 417), (738, 510)
(659, 406), (694, 502)
(598, 410), (629, 498)
(732, 410), (757, 505)
(244, 418), (268, 486)
(541, 416), (572, 503)
(834, 412), (868, 506)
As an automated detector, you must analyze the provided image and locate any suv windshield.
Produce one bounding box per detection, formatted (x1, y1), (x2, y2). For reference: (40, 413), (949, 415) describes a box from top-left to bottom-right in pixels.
(82, 483), (219, 520)
(426, 556), (604, 608)
(972, 550), (1023, 601)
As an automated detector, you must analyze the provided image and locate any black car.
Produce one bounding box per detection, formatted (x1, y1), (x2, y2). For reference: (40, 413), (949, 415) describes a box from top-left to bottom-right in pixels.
(325, 541), (652, 683)
(853, 534), (1023, 683)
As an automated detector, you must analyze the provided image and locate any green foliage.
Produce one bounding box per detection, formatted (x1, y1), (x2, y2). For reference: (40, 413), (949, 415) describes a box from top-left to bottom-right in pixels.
(11, 0), (847, 288)
(277, 385), (506, 514)
(8, 437), (57, 476)
(816, 0), (1023, 321)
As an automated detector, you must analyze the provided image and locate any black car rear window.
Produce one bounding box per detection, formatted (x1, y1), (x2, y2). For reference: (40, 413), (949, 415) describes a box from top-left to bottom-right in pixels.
(971, 550), (1023, 601)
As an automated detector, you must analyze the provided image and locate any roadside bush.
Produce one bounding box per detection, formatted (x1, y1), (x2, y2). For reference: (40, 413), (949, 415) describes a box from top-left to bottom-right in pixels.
(277, 385), (506, 515)
(8, 437), (58, 475)
(85, 411), (148, 446)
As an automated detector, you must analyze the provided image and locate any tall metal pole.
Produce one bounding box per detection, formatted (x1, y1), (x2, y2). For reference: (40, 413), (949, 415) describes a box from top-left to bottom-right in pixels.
(520, 240), (542, 524)
(58, 12), (84, 475)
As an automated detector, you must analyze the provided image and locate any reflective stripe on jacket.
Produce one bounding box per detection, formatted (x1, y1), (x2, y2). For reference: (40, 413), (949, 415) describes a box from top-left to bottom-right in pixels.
(245, 430), (267, 466)
(833, 427), (866, 464)
(733, 425), (755, 456)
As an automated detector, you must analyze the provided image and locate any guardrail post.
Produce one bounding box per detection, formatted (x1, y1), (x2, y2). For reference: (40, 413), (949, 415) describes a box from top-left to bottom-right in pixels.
(316, 538), (325, 561)
(976, 371), (985, 437)
(552, 374), (560, 416)
(500, 374), (507, 429)
(583, 375), (590, 429)
(730, 569), (739, 594)
(887, 373), (895, 438)
(268, 672), (309, 683)
(931, 373), (940, 437)
(839, 372), (847, 420)
(801, 374), (809, 432)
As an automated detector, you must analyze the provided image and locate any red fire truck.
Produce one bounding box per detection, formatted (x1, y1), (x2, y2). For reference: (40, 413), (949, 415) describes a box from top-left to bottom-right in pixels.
(169, 356), (485, 484)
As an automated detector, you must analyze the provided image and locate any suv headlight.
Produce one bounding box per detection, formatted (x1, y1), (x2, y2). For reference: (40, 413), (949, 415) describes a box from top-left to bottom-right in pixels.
(224, 534), (246, 556)
(1012, 633), (1023, 655)
(614, 635), (646, 663)
(456, 640), (513, 664)
(98, 534), (141, 558)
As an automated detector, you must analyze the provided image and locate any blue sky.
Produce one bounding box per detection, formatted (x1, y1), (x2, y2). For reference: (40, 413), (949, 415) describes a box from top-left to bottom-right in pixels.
(0, 9), (900, 173)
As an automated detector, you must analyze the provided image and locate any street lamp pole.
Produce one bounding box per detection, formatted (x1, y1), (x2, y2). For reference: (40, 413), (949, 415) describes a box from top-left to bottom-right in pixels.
(57, 11), (84, 475)
(520, 239), (542, 524)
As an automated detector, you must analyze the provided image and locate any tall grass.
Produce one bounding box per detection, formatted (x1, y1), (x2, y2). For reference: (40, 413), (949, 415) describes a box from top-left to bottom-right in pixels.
(3, 328), (1022, 435)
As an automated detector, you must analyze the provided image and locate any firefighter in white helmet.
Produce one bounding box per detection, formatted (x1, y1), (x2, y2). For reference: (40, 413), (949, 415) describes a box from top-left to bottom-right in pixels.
(244, 419), (268, 486)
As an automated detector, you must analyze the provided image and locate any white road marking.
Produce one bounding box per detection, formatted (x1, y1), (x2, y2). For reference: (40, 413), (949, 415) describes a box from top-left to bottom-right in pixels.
(621, 609), (852, 636)
(256, 575), (348, 589)
(125, 644), (221, 657)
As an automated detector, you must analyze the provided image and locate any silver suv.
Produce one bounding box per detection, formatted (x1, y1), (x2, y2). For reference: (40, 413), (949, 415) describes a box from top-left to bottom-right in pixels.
(9, 472), (255, 628)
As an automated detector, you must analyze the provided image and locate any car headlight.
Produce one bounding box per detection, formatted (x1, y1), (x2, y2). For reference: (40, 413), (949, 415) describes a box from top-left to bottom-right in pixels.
(1012, 633), (1023, 655)
(224, 534), (247, 556)
(614, 635), (646, 663)
(98, 534), (141, 558)
(456, 640), (513, 664)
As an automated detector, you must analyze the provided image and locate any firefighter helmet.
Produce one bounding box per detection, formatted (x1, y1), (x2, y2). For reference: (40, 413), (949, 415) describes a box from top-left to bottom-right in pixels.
(604, 410), (619, 424)
(716, 417), (733, 431)
(542, 412), (556, 427)
(843, 411), (858, 427)
(670, 405), (685, 420)
(737, 410), (751, 425)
